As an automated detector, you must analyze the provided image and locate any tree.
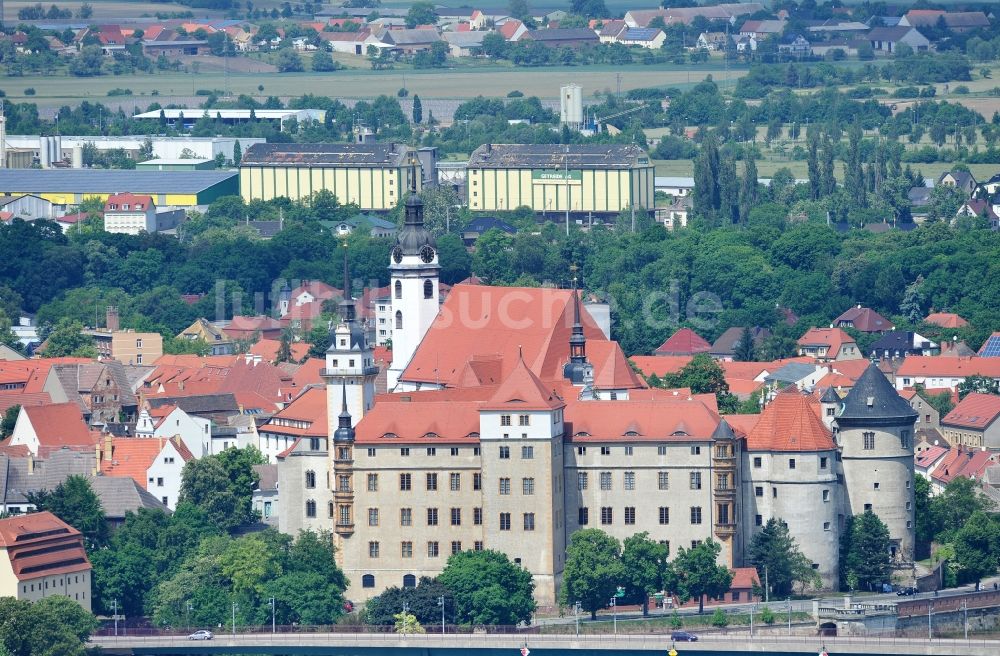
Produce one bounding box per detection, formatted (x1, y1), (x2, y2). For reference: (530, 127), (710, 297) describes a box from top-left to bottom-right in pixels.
(42, 318), (96, 357)
(312, 50), (337, 71)
(405, 1), (437, 28)
(929, 476), (993, 543)
(276, 329), (294, 363)
(560, 528), (624, 620)
(667, 540), (733, 614)
(508, 0), (531, 21)
(437, 549), (536, 626)
(899, 277), (925, 323)
(0, 405), (18, 439)
(363, 577), (452, 626)
(412, 94), (422, 124)
(839, 510), (891, 591)
(733, 326), (756, 362)
(914, 474), (933, 560)
(739, 154), (759, 223)
(78, 2), (93, 18)
(394, 611), (425, 633)
(953, 511), (1000, 584)
(69, 45), (104, 76)
(957, 375), (999, 400)
(276, 49), (304, 72)
(747, 518), (817, 598)
(27, 475), (108, 550)
(807, 133), (821, 200)
(178, 447), (265, 532)
(663, 353), (731, 397)
(570, 0), (608, 18)
(621, 532), (668, 616)
(233, 140), (242, 167)
(0, 596), (97, 656)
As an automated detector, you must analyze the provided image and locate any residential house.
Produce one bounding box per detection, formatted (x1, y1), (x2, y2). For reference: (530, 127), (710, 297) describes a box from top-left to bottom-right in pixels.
(253, 463), (279, 525)
(764, 361), (827, 391)
(624, 4), (765, 28)
(710, 327), (771, 361)
(900, 10), (990, 34)
(521, 28), (600, 49)
(696, 32), (729, 51)
(43, 361), (138, 425)
(325, 214), (399, 238)
(805, 20), (870, 36)
(869, 331), (939, 360)
(734, 35), (757, 53)
(97, 434), (193, 509)
(955, 199), (999, 227)
(924, 312), (968, 329)
(980, 333), (1000, 357)
(868, 26), (930, 54)
(103, 193), (156, 235)
(833, 305), (892, 333)
(655, 195), (691, 231)
(176, 318), (235, 355)
(615, 27), (666, 49)
(739, 20), (785, 40)
(938, 170), (977, 196)
(135, 404), (211, 458)
(379, 28), (442, 54)
(928, 447), (997, 494)
(900, 389), (941, 432)
(461, 216), (517, 247)
(655, 176), (695, 197)
(778, 34), (812, 56)
(983, 173), (1000, 195)
(598, 20), (626, 44)
(443, 31), (487, 57)
(797, 327), (862, 362)
(257, 386), (326, 463)
(654, 327), (712, 356)
(940, 393), (1000, 450)
(7, 403), (94, 457)
(95, 24), (127, 56)
(147, 393), (241, 425)
(321, 30), (371, 55)
(498, 19), (528, 42)
(0, 512), (92, 611)
(224, 315), (284, 341)
(895, 357), (1000, 391)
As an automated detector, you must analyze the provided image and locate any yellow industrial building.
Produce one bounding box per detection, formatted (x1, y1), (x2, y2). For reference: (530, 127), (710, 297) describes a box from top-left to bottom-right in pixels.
(466, 144), (655, 215)
(0, 170), (238, 210)
(239, 143), (422, 211)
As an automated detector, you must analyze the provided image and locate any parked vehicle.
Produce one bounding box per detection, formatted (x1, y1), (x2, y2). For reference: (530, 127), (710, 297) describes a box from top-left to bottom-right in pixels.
(671, 630), (698, 642)
(896, 586), (917, 596)
(188, 630), (214, 640)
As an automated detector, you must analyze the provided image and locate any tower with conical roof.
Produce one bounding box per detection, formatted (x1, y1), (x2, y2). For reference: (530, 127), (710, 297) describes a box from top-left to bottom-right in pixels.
(563, 285), (592, 388)
(835, 363), (917, 563)
(387, 155), (439, 392)
(323, 241), (377, 432)
(330, 382), (356, 565)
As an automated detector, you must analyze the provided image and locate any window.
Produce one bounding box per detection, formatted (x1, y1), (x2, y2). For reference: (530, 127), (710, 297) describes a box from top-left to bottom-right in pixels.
(403, 574), (416, 588)
(329, 502), (335, 518)
(517, 512), (534, 532)
(657, 446), (667, 456)
(823, 522), (831, 531)
(772, 487), (777, 498)
(624, 507), (636, 525)
(501, 415), (511, 427)
(450, 473), (461, 491)
(400, 473), (411, 491)
(600, 471), (612, 490)
(451, 541), (462, 555)
(428, 541), (439, 557)
(400, 508), (412, 526)
(157, 477), (164, 487)
(519, 415), (530, 426)
(401, 542), (413, 558)
(874, 482), (880, 490)
(690, 506), (702, 524)
(659, 507), (669, 524)
(426, 473), (438, 491)
(690, 472), (702, 490)
(368, 448), (376, 457)
(658, 472), (669, 490)
(900, 430), (910, 449)
(474, 541), (484, 551)
(499, 478), (511, 495)
(823, 489), (830, 502)
(395, 311), (403, 329)
(601, 507), (613, 525)
(451, 508), (461, 526)
(367, 473), (378, 491)
(499, 446), (510, 459)
(578, 472), (588, 490)
(427, 508), (439, 526)
(426, 447), (436, 456)
(394, 280), (402, 299)
(601, 446), (611, 456)
(691, 446), (701, 455)
(368, 508), (379, 526)
(788, 458), (796, 469)
(339, 505), (351, 525)
(624, 446), (633, 456)
(579, 507), (589, 525)
(338, 475), (351, 492)
(578, 446), (587, 455)
(753, 456), (762, 468)
(820, 456), (828, 469)
(473, 473), (482, 490)
(305, 470), (316, 488)
(500, 513), (511, 530)
(136, 354), (143, 364)
(369, 542), (379, 558)
(474, 507), (483, 525)
(755, 514), (763, 526)
(400, 448), (410, 457)
(521, 445), (534, 459)
(305, 500), (316, 518)
(424, 279), (433, 299)
(522, 477), (535, 495)
(863, 432), (875, 450)
(362, 574), (376, 588)
(906, 501), (912, 510)
(864, 503), (872, 511)
(450, 447), (459, 456)
(624, 471), (635, 490)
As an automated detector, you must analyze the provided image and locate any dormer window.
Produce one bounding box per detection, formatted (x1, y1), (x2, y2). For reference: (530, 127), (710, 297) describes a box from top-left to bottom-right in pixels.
(382, 432), (398, 439)
(671, 430), (689, 436)
(423, 432), (439, 438)
(624, 431), (639, 437)
(122, 204), (130, 210)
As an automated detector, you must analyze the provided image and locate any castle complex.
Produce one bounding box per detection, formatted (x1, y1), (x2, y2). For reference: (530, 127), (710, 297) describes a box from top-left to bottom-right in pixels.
(279, 176), (917, 606)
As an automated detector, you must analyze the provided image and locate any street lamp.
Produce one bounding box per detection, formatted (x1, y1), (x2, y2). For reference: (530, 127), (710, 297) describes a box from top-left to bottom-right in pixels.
(269, 596), (276, 634)
(610, 596), (617, 635)
(232, 602), (238, 638)
(402, 601), (409, 638)
(786, 597), (791, 636)
(962, 599), (968, 640)
(574, 602), (581, 636)
(438, 596), (445, 634)
(186, 601), (192, 632)
(113, 599), (119, 637)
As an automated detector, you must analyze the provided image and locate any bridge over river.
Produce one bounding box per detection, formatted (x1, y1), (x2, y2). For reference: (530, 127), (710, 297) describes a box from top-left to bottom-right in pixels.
(90, 631), (1000, 656)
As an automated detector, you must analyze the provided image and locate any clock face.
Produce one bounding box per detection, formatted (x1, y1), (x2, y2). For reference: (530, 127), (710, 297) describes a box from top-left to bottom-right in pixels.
(419, 245), (435, 263)
(391, 246), (403, 263)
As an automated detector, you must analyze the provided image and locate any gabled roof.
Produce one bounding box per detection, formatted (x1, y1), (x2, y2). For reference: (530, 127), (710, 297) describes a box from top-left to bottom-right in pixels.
(249, 338), (311, 363)
(521, 28), (599, 42)
(915, 444), (948, 469)
(259, 386), (326, 438)
(105, 193), (154, 212)
(834, 306), (891, 332)
(837, 363), (917, 423)
(897, 356), (1000, 379)
(99, 436), (192, 488)
(942, 393), (1000, 430)
(654, 328), (712, 356)
(798, 327), (856, 351)
(747, 387), (835, 452)
(565, 395), (723, 442)
(869, 331), (937, 354)
(925, 312), (968, 329)
(0, 511), (90, 581)
(483, 357), (564, 411)
(710, 326), (770, 357)
(21, 403), (93, 449)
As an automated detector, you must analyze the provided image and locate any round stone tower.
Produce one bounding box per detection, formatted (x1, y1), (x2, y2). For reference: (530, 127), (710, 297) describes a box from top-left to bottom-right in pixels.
(835, 363), (917, 563)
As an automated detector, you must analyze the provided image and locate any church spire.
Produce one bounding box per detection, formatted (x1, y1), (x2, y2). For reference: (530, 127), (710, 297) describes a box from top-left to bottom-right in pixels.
(403, 152), (424, 227)
(338, 238), (355, 323)
(569, 278), (586, 365)
(334, 381), (355, 443)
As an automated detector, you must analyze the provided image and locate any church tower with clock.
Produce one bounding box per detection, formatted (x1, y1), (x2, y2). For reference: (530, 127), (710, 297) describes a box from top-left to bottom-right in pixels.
(387, 162), (439, 391)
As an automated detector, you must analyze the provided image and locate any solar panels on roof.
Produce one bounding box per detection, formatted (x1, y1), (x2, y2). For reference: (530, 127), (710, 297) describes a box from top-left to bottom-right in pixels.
(979, 334), (1000, 357)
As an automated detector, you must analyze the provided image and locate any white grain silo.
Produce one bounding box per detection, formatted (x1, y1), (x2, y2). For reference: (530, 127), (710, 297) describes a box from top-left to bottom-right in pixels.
(560, 83), (583, 130)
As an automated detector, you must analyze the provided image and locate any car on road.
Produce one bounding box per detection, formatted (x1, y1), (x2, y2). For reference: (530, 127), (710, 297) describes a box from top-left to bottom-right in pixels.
(188, 630), (214, 640)
(671, 631), (698, 642)
(896, 586), (917, 596)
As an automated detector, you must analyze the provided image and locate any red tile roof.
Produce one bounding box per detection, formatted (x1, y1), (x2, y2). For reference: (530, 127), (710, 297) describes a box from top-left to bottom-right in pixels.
(99, 436), (191, 489)
(798, 327), (855, 352)
(630, 355), (692, 378)
(0, 392), (51, 414)
(0, 511), (90, 581)
(22, 403), (93, 449)
(259, 387), (326, 438)
(483, 357), (565, 411)
(730, 567), (759, 589)
(249, 338), (311, 363)
(588, 341), (646, 390)
(931, 448), (998, 485)
(104, 193), (153, 212)
(499, 20), (523, 39)
(942, 393), (1000, 430)
(897, 356), (1000, 380)
(925, 312), (968, 328)
(834, 306), (891, 332)
(565, 395), (723, 442)
(356, 399), (482, 444)
(654, 328), (712, 356)
(915, 445), (947, 469)
(746, 388), (835, 452)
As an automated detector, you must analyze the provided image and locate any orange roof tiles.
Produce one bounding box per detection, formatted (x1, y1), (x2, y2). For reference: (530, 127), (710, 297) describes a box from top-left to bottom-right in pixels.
(942, 393), (1000, 430)
(915, 445), (948, 469)
(484, 357), (565, 411)
(0, 511), (90, 581)
(589, 341), (646, 389)
(22, 403), (93, 448)
(356, 400), (482, 444)
(249, 338), (311, 363)
(897, 356), (1000, 380)
(99, 437), (191, 489)
(0, 392), (51, 413)
(565, 396), (722, 442)
(402, 285), (607, 386)
(289, 358), (325, 389)
(798, 327), (855, 352)
(654, 328), (712, 356)
(629, 355), (692, 378)
(731, 567), (760, 589)
(260, 387), (326, 438)
(925, 312), (968, 329)
(746, 388), (835, 452)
